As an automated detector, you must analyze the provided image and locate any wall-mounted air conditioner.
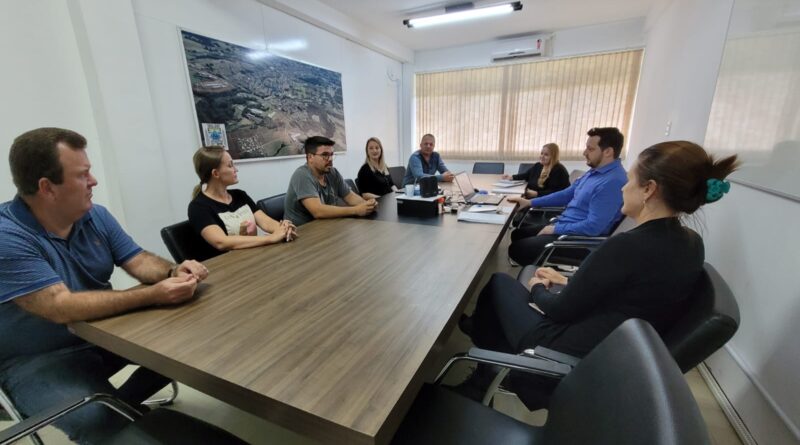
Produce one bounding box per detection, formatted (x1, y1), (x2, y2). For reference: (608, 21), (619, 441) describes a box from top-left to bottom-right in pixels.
(491, 35), (551, 62)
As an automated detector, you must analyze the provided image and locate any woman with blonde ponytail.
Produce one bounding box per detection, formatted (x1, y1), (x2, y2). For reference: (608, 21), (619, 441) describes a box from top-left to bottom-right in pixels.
(188, 146), (296, 254)
(458, 141), (739, 409)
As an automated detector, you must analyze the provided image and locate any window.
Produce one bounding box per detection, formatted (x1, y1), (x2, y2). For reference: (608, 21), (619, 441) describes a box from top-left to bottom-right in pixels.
(415, 49), (643, 160)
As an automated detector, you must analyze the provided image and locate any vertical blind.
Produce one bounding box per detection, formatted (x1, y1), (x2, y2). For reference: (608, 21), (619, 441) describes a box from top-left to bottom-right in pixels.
(415, 49), (643, 160)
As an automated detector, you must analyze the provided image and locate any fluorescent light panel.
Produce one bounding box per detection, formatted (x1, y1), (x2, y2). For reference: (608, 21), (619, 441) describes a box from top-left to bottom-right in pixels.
(405, 2), (522, 29)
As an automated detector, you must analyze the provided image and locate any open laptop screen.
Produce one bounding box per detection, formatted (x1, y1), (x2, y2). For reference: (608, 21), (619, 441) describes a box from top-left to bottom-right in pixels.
(454, 172), (474, 197)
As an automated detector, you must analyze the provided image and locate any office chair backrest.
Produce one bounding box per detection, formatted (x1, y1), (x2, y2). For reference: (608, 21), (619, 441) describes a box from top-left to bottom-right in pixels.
(345, 178), (359, 194)
(663, 263), (740, 373)
(388, 166), (405, 188)
(160, 220), (220, 263)
(568, 169), (586, 183)
(472, 162), (504, 174)
(543, 319), (710, 445)
(517, 163), (535, 175)
(257, 193), (286, 222)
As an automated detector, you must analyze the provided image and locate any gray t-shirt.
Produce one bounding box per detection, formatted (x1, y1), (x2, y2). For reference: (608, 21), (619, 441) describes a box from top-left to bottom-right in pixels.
(284, 164), (352, 226)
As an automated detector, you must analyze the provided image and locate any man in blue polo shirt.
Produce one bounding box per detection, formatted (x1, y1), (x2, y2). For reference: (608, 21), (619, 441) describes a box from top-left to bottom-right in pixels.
(402, 133), (455, 185)
(507, 127), (627, 266)
(0, 128), (208, 443)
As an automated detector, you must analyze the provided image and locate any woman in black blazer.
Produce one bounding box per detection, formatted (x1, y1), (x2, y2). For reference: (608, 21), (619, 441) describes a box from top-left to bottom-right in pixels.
(356, 137), (397, 198)
(504, 143), (570, 198)
(459, 141), (740, 407)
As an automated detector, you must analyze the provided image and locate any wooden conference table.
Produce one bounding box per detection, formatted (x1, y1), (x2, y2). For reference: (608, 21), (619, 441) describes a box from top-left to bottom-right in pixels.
(71, 174), (516, 444)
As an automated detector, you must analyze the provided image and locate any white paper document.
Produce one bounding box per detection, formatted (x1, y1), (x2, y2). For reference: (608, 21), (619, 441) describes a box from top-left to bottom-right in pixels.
(466, 204), (499, 213)
(492, 180), (525, 188)
(457, 211), (506, 225)
(491, 186), (526, 195)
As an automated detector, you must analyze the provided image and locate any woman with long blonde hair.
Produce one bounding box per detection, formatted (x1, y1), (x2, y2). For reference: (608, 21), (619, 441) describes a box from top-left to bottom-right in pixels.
(356, 137), (398, 199)
(503, 143), (570, 198)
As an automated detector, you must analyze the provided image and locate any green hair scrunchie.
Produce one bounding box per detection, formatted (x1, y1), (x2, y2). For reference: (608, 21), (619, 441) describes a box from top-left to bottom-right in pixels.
(705, 178), (730, 203)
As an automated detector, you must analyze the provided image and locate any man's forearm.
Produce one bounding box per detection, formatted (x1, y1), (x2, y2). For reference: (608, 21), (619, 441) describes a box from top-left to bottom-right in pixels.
(124, 251), (173, 284)
(311, 203), (358, 219)
(15, 284), (162, 324)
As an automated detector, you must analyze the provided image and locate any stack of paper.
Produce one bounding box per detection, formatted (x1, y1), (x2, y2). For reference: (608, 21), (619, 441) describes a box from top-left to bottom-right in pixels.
(457, 210), (506, 225)
(491, 186), (525, 195)
(492, 179), (526, 187)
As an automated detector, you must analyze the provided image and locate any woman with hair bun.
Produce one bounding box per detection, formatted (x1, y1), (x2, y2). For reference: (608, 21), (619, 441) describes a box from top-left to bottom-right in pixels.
(456, 141), (739, 405)
(188, 146), (296, 254)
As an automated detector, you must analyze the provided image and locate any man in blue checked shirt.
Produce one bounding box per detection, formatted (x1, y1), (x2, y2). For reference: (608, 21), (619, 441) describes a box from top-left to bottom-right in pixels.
(0, 128), (209, 443)
(507, 127), (627, 266)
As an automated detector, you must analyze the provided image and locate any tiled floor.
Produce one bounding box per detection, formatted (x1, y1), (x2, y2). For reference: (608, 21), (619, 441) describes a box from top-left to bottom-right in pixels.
(0, 231), (743, 444)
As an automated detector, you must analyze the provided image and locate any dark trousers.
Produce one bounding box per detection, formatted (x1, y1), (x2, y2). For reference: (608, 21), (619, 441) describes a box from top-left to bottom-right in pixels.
(508, 223), (559, 266)
(469, 273), (559, 410)
(0, 343), (171, 444)
(471, 273), (545, 352)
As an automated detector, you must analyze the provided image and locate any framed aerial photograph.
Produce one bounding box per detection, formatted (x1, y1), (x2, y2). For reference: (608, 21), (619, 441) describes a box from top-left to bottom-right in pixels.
(180, 30), (347, 161)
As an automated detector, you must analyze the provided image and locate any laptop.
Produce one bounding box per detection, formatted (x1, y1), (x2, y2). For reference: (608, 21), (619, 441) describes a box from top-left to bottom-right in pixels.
(454, 172), (504, 205)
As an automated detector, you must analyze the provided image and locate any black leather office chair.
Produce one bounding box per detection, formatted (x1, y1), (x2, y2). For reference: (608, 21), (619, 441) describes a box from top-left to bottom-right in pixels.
(472, 162), (504, 174)
(664, 263), (740, 373)
(256, 193), (285, 221)
(568, 168), (586, 183)
(160, 221), (220, 263)
(388, 166), (405, 188)
(0, 393), (249, 445)
(516, 263), (740, 374)
(524, 216), (634, 269)
(517, 163), (535, 175)
(345, 178), (359, 194)
(392, 319), (710, 445)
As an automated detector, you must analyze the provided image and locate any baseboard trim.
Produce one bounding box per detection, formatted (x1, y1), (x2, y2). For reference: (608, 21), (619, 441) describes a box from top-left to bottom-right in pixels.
(698, 362), (757, 445)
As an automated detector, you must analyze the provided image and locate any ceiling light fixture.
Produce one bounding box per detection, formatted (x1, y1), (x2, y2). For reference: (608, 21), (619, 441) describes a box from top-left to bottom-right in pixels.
(404, 2), (522, 29)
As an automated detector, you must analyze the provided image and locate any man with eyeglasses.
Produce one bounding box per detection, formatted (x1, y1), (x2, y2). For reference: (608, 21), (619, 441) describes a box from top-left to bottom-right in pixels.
(285, 136), (377, 226)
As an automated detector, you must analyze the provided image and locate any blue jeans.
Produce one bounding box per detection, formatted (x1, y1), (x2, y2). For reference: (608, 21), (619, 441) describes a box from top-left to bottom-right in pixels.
(0, 343), (170, 444)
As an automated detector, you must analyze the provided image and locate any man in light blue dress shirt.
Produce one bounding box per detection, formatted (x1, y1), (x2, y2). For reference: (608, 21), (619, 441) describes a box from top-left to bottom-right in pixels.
(507, 127), (627, 265)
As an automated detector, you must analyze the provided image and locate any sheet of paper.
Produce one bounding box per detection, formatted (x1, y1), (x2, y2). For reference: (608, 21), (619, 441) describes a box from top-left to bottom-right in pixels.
(491, 187), (526, 195)
(492, 180), (526, 188)
(466, 204), (499, 213)
(457, 211), (506, 225)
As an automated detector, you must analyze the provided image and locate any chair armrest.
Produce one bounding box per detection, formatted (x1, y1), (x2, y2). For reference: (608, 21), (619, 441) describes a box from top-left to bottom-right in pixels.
(433, 348), (571, 384)
(532, 207), (566, 213)
(522, 346), (580, 367)
(0, 394), (141, 445)
(547, 241), (604, 249)
(557, 235), (608, 242)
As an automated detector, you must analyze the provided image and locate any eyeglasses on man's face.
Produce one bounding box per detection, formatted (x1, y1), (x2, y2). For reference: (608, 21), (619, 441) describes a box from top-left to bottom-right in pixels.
(314, 152), (336, 160)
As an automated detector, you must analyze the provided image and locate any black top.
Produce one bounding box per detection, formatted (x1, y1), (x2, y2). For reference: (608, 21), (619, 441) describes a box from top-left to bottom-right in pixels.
(512, 163), (570, 197)
(187, 189), (258, 251)
(528, 217), (705, 357)
(356, 163), (395, 196)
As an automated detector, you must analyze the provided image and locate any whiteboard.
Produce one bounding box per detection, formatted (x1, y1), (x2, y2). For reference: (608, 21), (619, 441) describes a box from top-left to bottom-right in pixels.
(704, 0), (800, 200)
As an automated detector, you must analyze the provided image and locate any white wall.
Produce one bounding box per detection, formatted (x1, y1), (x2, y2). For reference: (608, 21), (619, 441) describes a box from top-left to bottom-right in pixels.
(401, 18), (646, 168)
(0, 0), (112, 210)
(630, 0), (800, 443)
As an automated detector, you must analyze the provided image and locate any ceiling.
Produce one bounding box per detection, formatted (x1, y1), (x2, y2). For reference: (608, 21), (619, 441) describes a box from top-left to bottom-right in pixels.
(315, 0), (656, 51)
